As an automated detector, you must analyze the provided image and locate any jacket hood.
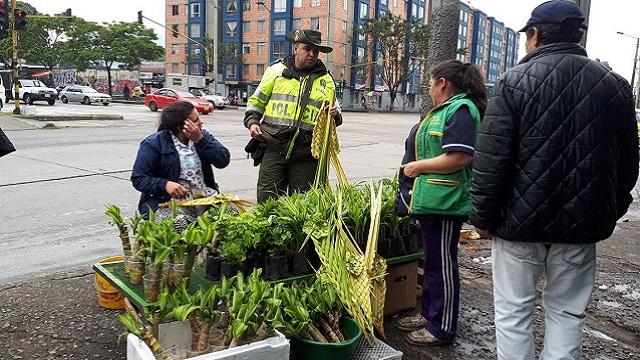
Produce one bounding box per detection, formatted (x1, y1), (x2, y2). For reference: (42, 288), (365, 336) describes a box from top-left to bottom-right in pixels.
(519, 42), (587, 65)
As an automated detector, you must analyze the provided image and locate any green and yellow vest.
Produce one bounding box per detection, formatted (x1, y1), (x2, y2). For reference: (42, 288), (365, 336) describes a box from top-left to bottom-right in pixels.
(410, 93), (480, 216)
(247, 61), (336, 131)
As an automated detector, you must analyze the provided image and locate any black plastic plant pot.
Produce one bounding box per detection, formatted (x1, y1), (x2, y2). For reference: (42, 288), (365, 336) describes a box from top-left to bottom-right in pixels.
(290, 252), (312, 275)
(404, 233), (421, 254)
(378, 237), (392, 259)
(244, 251), (265, 274)
(305, 244), (322, 270)
(220, 261), (241, 278)
(390, 235), (408, 257)
(205, 254), (222, 281)
(264, 255), (289, 280)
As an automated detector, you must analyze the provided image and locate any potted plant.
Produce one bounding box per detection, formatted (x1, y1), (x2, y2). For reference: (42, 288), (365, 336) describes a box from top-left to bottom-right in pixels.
(172, 282), (223, 356)
(141, 219), (178, 302)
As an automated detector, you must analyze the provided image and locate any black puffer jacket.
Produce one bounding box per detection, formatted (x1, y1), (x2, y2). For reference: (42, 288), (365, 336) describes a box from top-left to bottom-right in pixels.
(470, 42), (639, 244)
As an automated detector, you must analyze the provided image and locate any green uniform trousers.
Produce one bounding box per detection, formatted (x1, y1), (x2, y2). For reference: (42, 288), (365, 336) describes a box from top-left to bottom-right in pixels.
(257, 146), (318, 203)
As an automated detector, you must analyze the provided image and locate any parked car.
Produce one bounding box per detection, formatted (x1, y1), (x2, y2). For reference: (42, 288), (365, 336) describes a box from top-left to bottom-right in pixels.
(17, 79), (57, 105)
(190, 88), (226, 109)
(59, 85), (111, 106)
(144, 88), (212, 114)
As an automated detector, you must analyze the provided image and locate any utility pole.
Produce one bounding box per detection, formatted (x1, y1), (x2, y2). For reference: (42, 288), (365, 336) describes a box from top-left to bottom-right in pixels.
(569, 0), (591, 47)
(11, 0), (19, 114)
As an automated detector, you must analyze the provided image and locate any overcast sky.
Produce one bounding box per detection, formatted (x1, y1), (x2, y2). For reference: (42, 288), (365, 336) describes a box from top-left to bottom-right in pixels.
(23, 0), (640, 83)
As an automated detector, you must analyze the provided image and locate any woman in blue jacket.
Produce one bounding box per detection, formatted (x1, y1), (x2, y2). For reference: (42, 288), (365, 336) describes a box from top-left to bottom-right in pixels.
(131, 101), (231, 215)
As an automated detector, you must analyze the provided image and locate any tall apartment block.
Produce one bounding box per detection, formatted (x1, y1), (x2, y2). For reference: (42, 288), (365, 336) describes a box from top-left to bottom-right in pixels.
(165, 0), (518, 105)
(460, 2), (520, 83)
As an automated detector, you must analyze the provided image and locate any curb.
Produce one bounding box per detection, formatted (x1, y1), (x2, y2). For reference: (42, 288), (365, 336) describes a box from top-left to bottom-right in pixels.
(21, 114), (124, 121)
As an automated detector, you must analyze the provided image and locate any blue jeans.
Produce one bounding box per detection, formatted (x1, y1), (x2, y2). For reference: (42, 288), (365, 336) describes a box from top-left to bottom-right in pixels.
(492, 237), (597, 360)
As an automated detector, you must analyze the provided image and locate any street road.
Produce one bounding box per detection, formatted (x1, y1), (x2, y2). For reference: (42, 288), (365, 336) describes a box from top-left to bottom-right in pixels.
(0, 103), (419, 285)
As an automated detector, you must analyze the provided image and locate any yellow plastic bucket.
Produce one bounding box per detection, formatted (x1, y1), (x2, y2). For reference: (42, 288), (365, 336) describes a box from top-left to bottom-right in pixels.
(94, 255), (125, 310)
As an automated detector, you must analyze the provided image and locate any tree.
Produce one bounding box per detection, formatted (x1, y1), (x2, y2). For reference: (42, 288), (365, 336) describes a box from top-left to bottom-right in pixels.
(67, 21), (163, 95)
(20, 16), (77, 84)
(358, 13), (429, 111)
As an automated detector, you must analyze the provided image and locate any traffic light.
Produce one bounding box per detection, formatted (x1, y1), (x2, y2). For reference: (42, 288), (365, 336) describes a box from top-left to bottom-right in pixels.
(0, 1), (9, 39)
(137, 11), (143, 24)
(14, 9), (27, 30)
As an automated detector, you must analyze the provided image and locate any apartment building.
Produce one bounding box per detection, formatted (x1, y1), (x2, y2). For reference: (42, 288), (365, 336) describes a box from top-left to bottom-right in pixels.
(165, 0), (189, 76)
(459, 3), (520, 83)
(165, 0), (516, 106)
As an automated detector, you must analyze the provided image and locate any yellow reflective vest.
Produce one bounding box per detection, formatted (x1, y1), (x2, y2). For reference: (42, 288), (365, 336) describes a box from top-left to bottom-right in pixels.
(247, 59), (336, 131)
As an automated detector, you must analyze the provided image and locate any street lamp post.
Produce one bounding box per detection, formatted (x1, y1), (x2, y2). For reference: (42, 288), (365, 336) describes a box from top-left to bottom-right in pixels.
(617, 31), (639, 105)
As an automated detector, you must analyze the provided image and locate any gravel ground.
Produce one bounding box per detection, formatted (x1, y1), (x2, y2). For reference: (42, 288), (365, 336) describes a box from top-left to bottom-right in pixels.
(0, 223), (638, 360)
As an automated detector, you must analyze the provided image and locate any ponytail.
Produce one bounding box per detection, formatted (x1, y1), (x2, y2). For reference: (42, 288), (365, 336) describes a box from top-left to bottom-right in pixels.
(430, 60), (488, 117)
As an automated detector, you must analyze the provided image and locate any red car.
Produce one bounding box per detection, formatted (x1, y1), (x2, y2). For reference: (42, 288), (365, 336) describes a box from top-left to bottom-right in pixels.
(144, 88), (213, 114)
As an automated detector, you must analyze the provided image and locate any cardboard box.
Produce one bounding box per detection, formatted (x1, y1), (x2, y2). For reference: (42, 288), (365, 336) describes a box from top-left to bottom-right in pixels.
(384, 261), (418, 316)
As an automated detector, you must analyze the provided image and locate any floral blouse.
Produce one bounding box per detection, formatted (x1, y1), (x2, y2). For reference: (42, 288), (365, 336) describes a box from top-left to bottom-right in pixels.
(172, 134), (217, 199)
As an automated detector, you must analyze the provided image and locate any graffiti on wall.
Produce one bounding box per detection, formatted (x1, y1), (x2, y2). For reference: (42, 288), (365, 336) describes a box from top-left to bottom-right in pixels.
(53, 71), (76, 87)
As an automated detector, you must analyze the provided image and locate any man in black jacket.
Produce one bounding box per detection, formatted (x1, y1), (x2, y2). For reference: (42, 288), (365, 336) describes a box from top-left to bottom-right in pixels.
(470, 1), (639, 359)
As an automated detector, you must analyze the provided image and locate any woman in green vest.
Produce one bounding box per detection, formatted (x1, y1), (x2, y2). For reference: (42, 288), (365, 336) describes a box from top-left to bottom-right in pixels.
(395, 60), (487, 346)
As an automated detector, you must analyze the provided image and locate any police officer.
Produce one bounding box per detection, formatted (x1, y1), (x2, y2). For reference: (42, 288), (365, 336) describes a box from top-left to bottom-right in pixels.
(244, 29), (342, 203)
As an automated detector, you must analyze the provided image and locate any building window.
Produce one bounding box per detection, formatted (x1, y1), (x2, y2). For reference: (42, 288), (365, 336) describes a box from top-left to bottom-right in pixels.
(171, 44), (179, 54)
(292, 19), (301, 30)
(418, 6), (423, 19)
(172, 63), (179, 73)
(357, 46), (365, 61)
(310, 17), (319, 30)
(294, 0), (302, 7)
(459, 10), (464, 21)
(412, 4), (417, 17)
(226, 64), (237, 78)
(185, 44), (189, 54)
(190, 3), (200, 17)
(257, 20), (265, 33)
(340, 66), (345, 78)
(343, 0), (348, 11)
(171, 24), (179, 38)
(191, 63), (200, 74)
(257, 64), (265, 75)
(227, 0), (237, 14)
(273, 41), (286, 58)
(380, 0), (386, 5)
(342, 20), (348, 33)
(226, 22), (237, 36)
(242, 43), (251, 54)
(190, 23), (201, 38)
(172, 5), (179, 16)
(274, 0), (286, 12)
(257, 42), (266, 54)
(359, 3), (368, 19)
(243, 21), (250, 32)
(311, 0), (320, 7)
(273, 19), (286, 35)
(258, 2), (266, 10)
(243, 0), (251, 10)
(358, 25), (365, 41)
(243, 64), (250, 75)
(341, 44), (346, 55)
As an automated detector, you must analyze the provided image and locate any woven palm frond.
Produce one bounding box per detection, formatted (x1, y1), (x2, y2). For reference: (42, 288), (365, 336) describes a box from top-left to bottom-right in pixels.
(160, 193), (253, 213)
